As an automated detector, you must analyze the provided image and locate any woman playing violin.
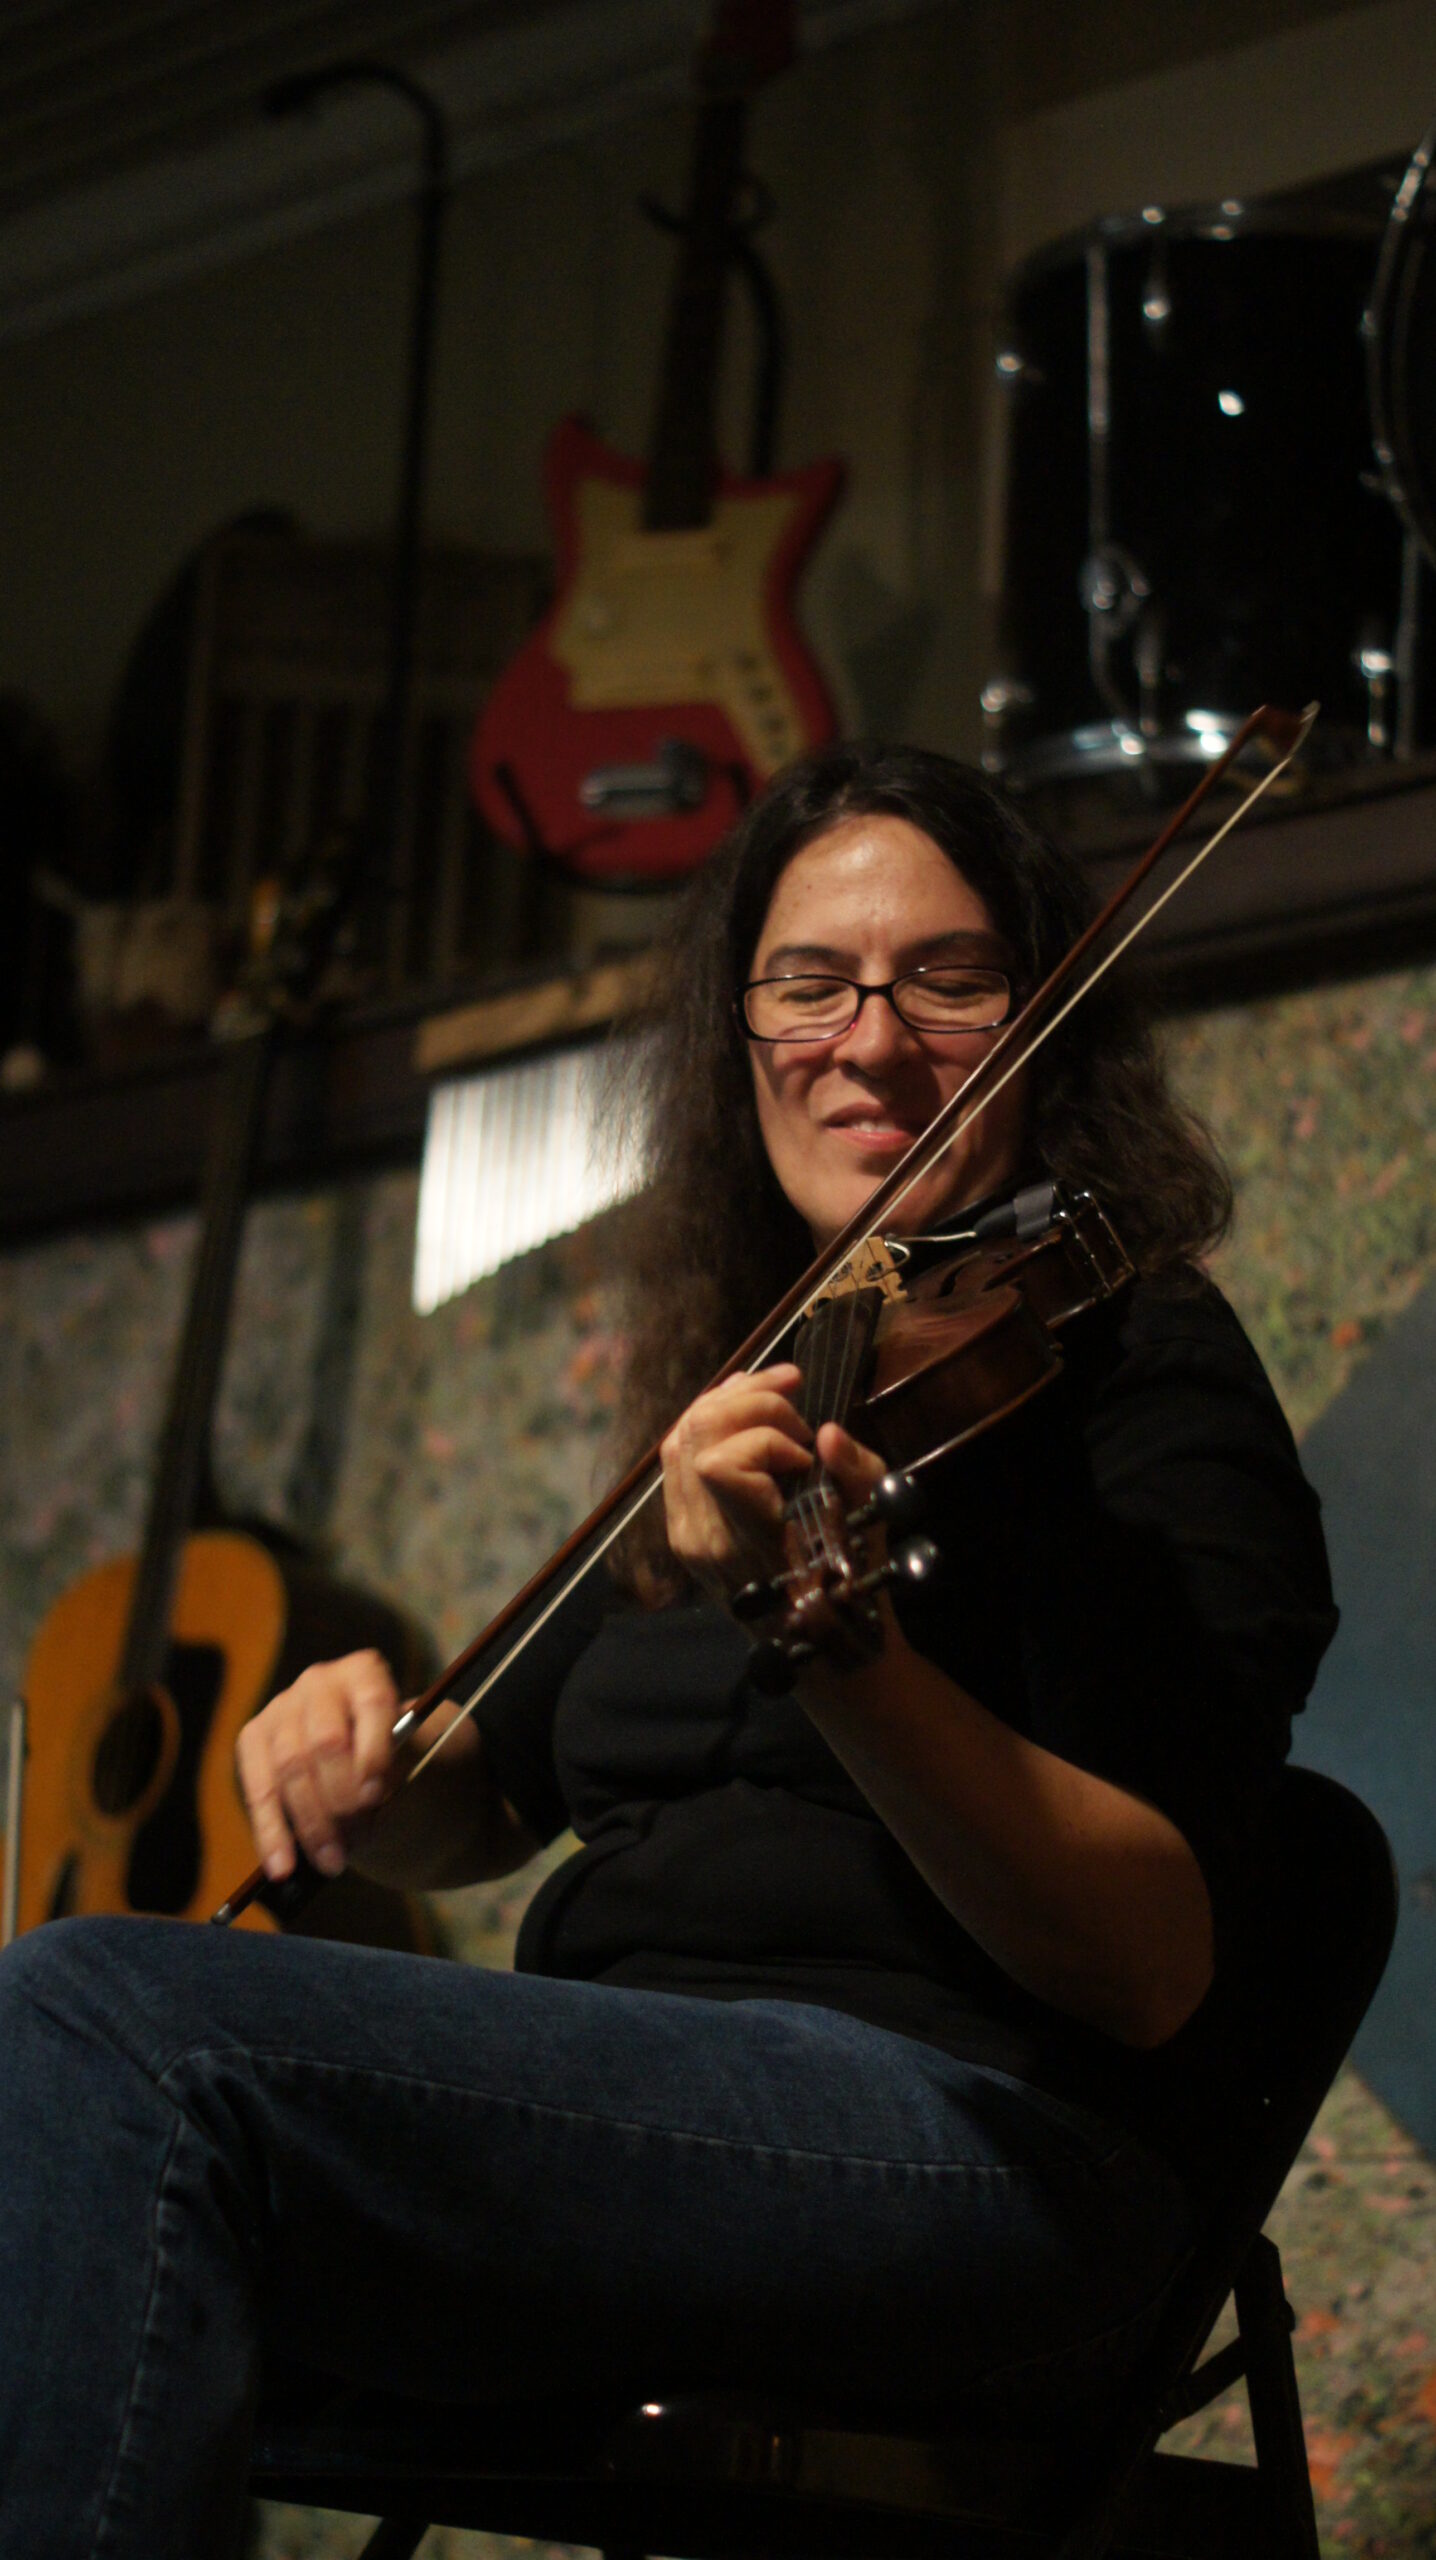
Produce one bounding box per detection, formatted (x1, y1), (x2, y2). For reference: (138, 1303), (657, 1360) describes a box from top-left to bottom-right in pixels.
(0, 746), (1335, 2559)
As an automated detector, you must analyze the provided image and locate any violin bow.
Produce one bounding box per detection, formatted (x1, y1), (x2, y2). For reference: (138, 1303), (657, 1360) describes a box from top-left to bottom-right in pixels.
(214, 699), (1314, 1924)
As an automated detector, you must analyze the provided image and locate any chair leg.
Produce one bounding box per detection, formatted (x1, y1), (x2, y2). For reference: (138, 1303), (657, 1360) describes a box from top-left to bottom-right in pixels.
(1234, 2233), (1320, 2560)
(356, 2516), (429, 2560)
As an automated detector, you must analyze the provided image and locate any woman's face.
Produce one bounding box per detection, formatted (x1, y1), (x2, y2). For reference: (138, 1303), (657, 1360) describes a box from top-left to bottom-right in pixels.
(745, 813), (1028, 1249)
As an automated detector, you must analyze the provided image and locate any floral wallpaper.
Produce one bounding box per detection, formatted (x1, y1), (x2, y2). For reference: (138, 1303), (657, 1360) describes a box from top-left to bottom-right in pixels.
(1170, 968), (1436, 1438)
(4, 955), (1436, 2559)
(0, 1177), (627, 1757)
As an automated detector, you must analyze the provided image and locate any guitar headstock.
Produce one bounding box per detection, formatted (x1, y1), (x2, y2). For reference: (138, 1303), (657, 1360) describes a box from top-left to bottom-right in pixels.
(698, 0), (796, 98)
(215, 820), (360, 1038)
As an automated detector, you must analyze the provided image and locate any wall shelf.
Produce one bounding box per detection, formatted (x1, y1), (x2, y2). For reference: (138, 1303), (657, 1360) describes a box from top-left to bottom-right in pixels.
(3, 764), (1435, 1245)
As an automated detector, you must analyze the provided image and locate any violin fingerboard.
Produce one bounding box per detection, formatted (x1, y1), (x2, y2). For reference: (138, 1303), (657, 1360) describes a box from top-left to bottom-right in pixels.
(792, 1288), (885, 1431)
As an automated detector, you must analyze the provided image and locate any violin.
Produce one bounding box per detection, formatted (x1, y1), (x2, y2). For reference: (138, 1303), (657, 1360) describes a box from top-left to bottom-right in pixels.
(214, 699), (1313, 1929)
(731, 1182), (1134, 1690)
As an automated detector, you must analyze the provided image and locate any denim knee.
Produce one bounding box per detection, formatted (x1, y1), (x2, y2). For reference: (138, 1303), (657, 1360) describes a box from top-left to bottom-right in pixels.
(0, 1912), (108, 2026)
(0, 1914), (187, 2083)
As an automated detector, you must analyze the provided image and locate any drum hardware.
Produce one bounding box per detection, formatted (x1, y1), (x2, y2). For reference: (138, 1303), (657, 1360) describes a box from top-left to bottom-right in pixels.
(1133, 605), (1167, 741)
(1082, 237), (1129, 746)
(1355, 623), (1396, 752)
(979, 677), (1034, 774)
(1393, 533), (1427, 760)
(1081, 543), (1159, 744)
(1366, 113), (1436, 762)
(1142, 238), (1173, 331)
(1079, 545), (1150, 634)
(1366, 113), (1436, 571)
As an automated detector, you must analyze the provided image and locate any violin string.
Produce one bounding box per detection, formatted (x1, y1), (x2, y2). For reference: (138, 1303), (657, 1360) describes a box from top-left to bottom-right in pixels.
(408, 711), (1314, 1784)
(790, 1309), (815, 1564)
(797, 1276), (863, 1573)
(794, 1297), (829, 1569)
(793, 1274), (869, 1586)
(821, 1279), (867, 1516)
(833, 1283), (880, 1570)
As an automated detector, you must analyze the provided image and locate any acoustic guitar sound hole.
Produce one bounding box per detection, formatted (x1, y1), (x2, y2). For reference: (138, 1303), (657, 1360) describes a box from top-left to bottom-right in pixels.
(127, 1641), (225, 1915)
(46, 1851), (80, 1922)
(92, 1692), (166, 1816)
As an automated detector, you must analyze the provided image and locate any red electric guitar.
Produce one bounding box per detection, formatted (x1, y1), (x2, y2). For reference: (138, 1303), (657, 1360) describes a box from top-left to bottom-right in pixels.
(470, 0), (843, 886)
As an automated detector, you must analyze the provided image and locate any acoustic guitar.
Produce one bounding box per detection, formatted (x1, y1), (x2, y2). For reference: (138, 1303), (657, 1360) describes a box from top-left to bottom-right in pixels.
(8, 857), (432, 1948)
(470, 0), (843, 886)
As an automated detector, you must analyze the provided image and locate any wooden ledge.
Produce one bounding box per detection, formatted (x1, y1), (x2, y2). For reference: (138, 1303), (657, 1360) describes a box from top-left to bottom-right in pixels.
(414, 953), (655, 1077)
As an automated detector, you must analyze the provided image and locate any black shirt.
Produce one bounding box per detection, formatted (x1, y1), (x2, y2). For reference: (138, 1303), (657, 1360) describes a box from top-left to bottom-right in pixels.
(474, 1272), (1337, 2192)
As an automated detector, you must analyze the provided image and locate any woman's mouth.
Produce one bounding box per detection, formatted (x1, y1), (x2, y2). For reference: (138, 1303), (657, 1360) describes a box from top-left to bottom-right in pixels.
(825, 1115), (925, 1154)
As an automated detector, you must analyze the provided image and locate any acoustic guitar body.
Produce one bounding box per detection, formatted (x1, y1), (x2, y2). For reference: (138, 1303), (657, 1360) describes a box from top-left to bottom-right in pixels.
(471, 417), (844, 884)
(14, 1527), (434, 1951)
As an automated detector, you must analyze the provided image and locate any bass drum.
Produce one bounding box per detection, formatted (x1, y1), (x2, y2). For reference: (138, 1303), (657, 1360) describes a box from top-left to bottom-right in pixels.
(984, 204), (1413, 789)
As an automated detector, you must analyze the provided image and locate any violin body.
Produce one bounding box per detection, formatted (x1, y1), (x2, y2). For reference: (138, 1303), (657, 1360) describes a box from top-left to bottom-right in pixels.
(854, 1197), (1136, 1474)
(14, 1527), (434, 1950)
(743, 1194), (1137, 1685)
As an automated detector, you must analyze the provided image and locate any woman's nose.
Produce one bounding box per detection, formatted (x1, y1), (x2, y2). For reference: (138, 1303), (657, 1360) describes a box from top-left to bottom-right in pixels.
(832, 986), (919, 1069)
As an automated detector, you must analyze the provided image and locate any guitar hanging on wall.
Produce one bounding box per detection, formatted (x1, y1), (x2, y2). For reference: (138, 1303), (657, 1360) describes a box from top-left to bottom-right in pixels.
(8, 851), (433, 1948)
(469, 0), (844, 887)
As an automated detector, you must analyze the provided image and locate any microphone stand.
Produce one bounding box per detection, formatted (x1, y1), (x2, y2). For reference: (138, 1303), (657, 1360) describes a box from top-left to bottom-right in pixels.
(265, 60), (451, 978)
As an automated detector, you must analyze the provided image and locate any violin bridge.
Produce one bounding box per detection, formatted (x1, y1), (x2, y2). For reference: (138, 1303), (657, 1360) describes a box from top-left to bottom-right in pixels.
(810, 1234), (908, 1310)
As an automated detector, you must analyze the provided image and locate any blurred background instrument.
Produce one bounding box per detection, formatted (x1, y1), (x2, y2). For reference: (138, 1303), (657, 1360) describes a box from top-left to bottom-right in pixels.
(5, 855), (433, 1949)
(983, 174), (1436, 797)
(469, 0), (843, 887)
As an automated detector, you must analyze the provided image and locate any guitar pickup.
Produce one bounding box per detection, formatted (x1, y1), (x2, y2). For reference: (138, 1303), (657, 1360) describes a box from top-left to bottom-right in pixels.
(579, 738), (710, 816)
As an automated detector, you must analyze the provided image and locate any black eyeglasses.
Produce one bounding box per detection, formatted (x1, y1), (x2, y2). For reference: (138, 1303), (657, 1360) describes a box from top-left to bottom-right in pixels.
(737, 966), (1014, 1044)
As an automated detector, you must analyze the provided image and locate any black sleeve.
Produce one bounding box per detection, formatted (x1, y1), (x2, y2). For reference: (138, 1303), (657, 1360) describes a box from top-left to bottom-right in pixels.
(470, 1561), (614, 1846)
(1014, 1277), (1339, 1948)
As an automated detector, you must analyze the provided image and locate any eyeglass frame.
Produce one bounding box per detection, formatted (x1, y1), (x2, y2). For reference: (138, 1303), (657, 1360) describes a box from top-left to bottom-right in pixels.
(734, 964), (1016, 1044)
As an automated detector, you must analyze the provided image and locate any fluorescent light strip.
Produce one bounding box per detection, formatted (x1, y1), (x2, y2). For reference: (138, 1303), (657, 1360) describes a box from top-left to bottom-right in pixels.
(413, 1042), (643, 1313)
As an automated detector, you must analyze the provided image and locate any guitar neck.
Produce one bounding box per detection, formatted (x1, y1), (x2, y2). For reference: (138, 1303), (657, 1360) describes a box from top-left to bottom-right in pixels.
(643, 90), (748, 532)
(118, 1031), (274, 1692)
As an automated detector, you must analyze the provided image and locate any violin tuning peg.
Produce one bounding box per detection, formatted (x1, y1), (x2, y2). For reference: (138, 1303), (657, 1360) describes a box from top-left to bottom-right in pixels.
(871, 1472), (926, 1534)
(890, 1536), (941, 1586)
(732, 1577), (780, 1622)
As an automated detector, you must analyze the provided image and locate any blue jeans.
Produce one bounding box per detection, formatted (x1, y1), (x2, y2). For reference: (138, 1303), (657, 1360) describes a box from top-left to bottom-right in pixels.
(0, 1917), (1194, 2560)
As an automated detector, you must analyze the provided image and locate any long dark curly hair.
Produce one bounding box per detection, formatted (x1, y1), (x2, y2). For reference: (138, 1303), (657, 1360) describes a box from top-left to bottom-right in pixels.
(605, 742), (1230, 1592)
